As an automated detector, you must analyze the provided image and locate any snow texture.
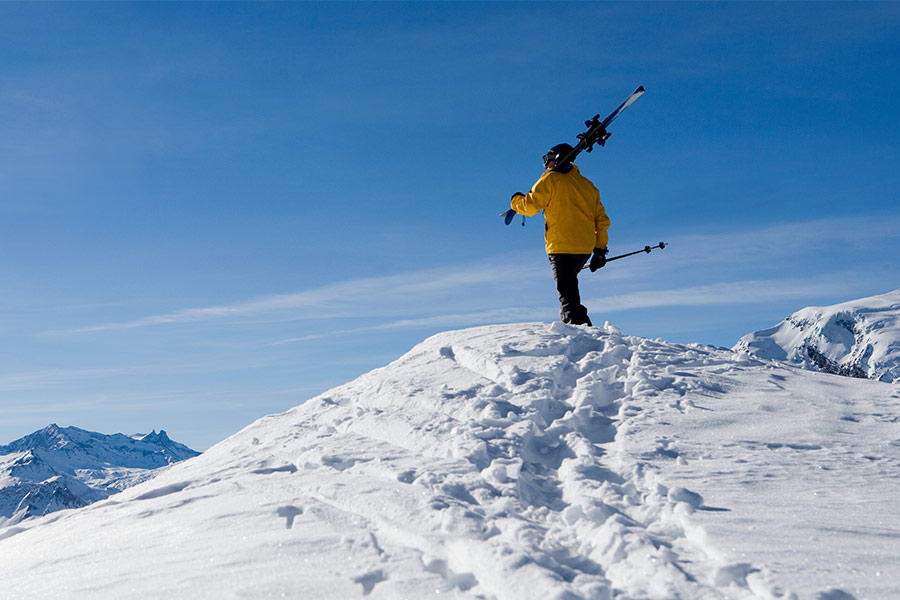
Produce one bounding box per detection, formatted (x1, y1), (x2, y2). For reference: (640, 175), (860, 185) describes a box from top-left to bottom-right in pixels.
(0, 424), (199, 525)
(734, 289), (900, 382)
(1, 316), (899, 599)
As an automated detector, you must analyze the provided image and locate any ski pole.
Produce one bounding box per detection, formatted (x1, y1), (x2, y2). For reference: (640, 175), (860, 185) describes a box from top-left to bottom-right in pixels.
(583, 242), (667, 269)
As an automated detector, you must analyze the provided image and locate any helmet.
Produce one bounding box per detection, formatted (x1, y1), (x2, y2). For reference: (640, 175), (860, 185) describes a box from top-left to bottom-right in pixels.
(542, 143), (574, 168)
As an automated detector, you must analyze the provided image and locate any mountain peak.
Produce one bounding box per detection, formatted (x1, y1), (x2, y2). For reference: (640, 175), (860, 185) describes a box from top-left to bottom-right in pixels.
(1, 425), (200, 526)
(734, 289), (900, 381)
(139, 429), (170, 443)
(3, 424), (75, 453)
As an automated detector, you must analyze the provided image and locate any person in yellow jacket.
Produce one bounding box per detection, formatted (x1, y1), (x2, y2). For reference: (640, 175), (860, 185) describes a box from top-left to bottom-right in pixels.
(511, 143), (610, 326)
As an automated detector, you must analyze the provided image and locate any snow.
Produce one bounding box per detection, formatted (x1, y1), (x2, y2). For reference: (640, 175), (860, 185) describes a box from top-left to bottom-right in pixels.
(1, 316), (899, 599)
(735, 289), (900, 382)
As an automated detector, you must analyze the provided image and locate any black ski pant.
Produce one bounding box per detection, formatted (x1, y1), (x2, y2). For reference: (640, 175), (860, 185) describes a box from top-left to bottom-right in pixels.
(549, 253), (592, 326)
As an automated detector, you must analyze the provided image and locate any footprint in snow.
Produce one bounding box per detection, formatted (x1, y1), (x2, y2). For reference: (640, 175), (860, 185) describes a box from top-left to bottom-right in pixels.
(276, 505), (303, 529)
(816, 590), (857, 600)
(353, 569), (387, 596)
(134, 481), (192, 501)
(252, 464), (298, 475)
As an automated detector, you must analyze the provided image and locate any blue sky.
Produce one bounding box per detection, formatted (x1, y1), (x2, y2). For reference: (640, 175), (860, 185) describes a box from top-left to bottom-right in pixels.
(2, 2), (898, 450)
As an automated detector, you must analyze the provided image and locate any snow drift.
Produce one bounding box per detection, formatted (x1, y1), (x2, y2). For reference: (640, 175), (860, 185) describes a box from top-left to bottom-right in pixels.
(734, 289), (900, 382)
(1, 319), (899, 600)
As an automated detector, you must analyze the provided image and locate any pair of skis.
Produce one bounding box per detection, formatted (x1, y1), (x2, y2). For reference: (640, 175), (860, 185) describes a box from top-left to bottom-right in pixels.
(555, 85), (645, 169)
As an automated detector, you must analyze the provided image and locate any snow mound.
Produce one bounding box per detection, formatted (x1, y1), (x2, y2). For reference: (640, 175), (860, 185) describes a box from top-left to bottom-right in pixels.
(2, 322), (899, 599)
(734, 289), (900, 382)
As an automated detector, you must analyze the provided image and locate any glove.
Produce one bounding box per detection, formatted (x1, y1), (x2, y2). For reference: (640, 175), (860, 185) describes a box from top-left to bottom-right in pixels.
(589, 247), (608, 272)
(508, 192), (526, 225)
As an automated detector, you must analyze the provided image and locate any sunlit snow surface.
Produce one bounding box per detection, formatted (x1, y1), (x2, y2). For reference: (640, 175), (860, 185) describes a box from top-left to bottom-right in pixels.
(2, 322), (899, 599)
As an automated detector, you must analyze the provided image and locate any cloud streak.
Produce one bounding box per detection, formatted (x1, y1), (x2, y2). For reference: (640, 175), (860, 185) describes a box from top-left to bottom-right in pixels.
(586, 274), (872, 313)
(61, 216), (900, 337)
(64, 259), (546, 334)
(268, 307), (551, 345)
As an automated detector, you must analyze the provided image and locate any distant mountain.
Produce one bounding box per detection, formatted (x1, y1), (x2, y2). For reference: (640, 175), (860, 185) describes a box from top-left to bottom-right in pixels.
(734, 289), (900, 382)
(0, 424), (199, 525)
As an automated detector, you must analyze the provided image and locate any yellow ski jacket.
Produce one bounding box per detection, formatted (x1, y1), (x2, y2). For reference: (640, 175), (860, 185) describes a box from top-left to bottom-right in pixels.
(511, 165), (610, 255)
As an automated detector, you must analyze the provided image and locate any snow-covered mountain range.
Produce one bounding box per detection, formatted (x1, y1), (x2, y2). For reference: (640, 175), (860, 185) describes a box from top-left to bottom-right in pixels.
(734, 289), (900, 382)
(1, 294), (899, 599)
(0, 424), (199, 526)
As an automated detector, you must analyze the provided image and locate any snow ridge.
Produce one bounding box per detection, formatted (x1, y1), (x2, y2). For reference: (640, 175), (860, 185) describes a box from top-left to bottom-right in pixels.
(3, 323), (776, 599)
(734, 289), (900, 382)
(4, 320), (897, 599)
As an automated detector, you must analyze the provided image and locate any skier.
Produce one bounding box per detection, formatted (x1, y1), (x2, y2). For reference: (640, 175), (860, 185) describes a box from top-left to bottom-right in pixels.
(510, 143), (610, 326)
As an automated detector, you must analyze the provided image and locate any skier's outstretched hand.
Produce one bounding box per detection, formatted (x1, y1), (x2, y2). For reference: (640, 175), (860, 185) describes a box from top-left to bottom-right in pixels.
(589, 248), (608, 272)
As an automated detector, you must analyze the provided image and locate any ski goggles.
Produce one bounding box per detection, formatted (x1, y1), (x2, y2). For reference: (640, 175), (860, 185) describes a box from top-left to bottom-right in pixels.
(542, 151), (557, 167)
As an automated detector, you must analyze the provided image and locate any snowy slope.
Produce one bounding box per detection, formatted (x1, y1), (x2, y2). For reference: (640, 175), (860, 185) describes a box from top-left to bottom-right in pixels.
(1, 322), (899, 600)
(0, 424), (199, 525)
(734, 290), (900, 382)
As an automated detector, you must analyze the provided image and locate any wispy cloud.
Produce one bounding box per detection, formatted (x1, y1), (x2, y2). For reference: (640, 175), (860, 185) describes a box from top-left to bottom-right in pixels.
(649, 215), (900, 266)
(0, 362), (214, 393)
(63, 259), (545, 334)
(60, 216), (900, 336)
(0, 367), (144, 392)
(268, 307), (551, 345)
(586, 274), (872, 313)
